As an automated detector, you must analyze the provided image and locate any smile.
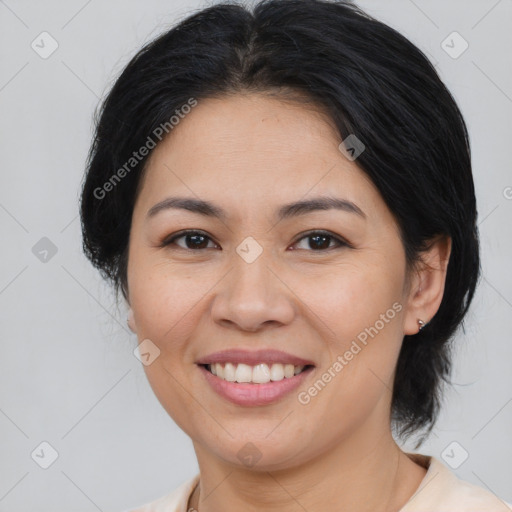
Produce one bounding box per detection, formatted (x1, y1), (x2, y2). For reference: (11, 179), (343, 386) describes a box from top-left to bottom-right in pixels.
(198, 363), (315, 406)
(204, 362), (311, 384)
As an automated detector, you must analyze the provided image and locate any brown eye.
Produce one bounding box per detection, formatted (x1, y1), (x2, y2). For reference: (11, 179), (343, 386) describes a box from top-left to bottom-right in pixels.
(160, 229), (348, 252)
(161, 230), (218, 250)
(291, 231), (348, 251)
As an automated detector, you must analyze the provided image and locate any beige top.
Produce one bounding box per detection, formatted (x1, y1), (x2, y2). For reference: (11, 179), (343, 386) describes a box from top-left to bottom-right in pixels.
(125, 453), (511, 512)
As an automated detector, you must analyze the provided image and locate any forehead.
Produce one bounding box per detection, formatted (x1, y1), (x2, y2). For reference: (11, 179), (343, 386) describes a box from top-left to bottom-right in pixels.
(147, 93), (340, 170)
(135, 93), (383, 221)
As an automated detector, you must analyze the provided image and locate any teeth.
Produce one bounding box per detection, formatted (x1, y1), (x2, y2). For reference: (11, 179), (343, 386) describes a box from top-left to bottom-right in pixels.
(223, 362), (236, 382)
(270, 363), (284, 381)
(252, 363), (271, 384)
(215, 363), (224, 379)
(235, 363), (252, 383)
(207, 363), (307, 383)
(284, 364), (295, 378)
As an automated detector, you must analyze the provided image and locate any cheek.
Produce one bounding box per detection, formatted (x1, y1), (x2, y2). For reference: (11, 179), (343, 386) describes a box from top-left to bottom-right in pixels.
(297, 260), (405, 405)
(301, 259), (404, 340)
(128, 262), (209, 431)
(128, 259), (207, 354)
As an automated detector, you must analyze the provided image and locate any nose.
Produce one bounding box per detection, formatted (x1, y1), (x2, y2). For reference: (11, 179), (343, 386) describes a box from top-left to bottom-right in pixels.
(210, 251), (296, 332)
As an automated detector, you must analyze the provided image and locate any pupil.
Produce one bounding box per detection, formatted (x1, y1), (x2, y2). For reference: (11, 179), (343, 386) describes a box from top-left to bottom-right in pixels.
(188, 234), (208, 249)
(310, 235), (330, 250)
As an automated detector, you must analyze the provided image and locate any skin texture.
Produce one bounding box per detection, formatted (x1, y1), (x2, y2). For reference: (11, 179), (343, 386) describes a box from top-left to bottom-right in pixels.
(126, 93), (451, 512)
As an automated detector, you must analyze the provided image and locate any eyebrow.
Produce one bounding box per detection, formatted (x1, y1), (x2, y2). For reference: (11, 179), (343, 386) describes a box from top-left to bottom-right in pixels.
(146, 196), (366, 221)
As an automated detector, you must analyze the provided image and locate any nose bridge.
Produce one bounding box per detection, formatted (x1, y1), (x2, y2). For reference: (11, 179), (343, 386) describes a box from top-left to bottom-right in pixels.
(211, 238), (295, 330)
(233, 240), (272, 297)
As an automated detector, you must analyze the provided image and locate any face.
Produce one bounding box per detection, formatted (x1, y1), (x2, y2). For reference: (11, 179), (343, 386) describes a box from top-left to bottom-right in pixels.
(126, 93), (420, 471)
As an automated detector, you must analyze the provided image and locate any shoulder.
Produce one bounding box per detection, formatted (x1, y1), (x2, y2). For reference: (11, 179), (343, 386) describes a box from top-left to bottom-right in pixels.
(400, 453), (511, 512)
(123, 473), (199, 512)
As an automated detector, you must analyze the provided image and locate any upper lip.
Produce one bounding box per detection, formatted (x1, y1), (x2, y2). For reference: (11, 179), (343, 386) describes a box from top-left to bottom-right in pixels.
(195, 349), (315, 367)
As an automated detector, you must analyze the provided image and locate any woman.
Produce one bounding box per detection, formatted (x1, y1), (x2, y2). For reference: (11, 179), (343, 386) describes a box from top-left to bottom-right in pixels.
(80, 0), (511, 510)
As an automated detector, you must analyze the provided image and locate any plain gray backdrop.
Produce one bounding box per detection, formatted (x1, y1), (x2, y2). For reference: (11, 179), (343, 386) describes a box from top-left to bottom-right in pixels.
(1, 0), (511, 510)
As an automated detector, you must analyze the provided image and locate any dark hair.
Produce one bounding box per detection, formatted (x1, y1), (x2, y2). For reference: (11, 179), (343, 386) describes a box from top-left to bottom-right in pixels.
(80, 0), (480, 446)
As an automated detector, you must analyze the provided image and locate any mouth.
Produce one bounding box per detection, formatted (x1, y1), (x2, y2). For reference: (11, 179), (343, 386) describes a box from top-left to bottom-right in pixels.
(195, 348), (316, 406)
(200, 362), (314, 384)
(197, 361), (315, 406)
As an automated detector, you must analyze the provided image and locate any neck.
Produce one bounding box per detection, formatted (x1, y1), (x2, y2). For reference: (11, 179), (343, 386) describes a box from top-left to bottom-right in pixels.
(189, 426), (427, 512)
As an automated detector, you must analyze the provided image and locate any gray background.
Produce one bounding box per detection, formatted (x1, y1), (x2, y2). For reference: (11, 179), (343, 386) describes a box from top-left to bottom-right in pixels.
(0, 0), (511, 510)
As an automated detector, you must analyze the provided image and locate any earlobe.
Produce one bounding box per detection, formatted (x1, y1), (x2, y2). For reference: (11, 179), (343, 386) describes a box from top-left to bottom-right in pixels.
(403, 235), (452, 336)
(127, 307), (137, 333)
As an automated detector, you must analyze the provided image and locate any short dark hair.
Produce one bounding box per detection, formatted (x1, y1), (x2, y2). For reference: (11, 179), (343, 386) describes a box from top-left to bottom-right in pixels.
(80, 0), (480, 446)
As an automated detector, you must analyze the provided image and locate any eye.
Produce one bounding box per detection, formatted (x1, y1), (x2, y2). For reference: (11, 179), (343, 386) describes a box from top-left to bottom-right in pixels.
(290, 230), (348, 251)
(160, 230), (218, 250)
(160, 229), (349, 252)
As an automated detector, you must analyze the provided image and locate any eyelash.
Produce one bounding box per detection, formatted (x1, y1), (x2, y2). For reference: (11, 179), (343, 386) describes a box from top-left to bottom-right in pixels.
(159, 229), (350, 252)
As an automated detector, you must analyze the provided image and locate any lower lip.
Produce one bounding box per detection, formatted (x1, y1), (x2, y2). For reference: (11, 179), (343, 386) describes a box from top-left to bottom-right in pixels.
(198, 365), (314, 406)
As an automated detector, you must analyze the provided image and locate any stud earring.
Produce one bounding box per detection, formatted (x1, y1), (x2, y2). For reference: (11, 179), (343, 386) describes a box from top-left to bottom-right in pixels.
(418, 319), (426, 331)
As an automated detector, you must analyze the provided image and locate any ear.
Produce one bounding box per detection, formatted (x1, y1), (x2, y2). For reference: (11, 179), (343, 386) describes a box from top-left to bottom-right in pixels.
(127, 307), (137, 333)
(403, 235), (452, 335)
